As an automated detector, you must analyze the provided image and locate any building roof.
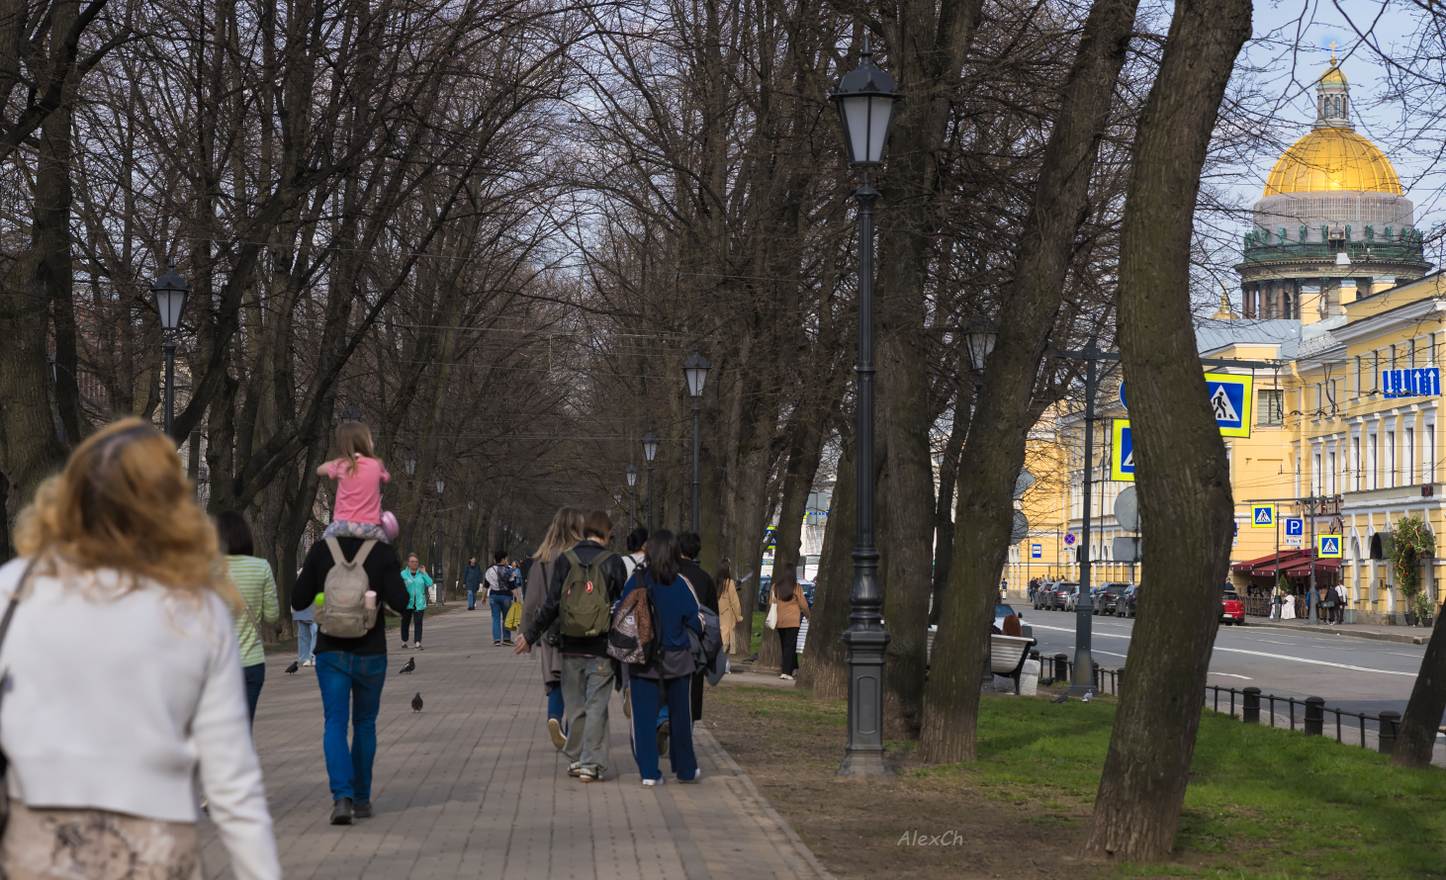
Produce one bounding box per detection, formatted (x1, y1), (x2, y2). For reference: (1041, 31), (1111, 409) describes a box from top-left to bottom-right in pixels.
(1264, 129), (1403, 196)
(1195, 318), (1299, 357)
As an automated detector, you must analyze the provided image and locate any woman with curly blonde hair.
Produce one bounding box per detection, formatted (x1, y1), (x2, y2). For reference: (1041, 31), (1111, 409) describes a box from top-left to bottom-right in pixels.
(0, 418), (280, 880)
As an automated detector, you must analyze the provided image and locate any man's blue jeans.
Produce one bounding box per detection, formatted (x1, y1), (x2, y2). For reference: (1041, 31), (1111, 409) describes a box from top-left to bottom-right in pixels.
(467, 588), (477, 610)
(296, 621), (317, 663)
(316, 652), (387, 802)
(489, 594), (513, 641)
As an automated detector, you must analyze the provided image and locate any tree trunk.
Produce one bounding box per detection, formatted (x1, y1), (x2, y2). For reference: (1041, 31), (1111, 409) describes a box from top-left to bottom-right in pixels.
(1392, 597), (1446, 767)
(800, 440), (857, 700)
(929, 384), (969, 626)
(919, 0), (1143, 765)
(1081, 0), (1250, 861)
(871, 0), (986, 739)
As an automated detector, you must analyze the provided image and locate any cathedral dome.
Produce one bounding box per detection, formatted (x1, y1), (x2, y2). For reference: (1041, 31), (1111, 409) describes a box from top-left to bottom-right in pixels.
(1264, 128), (1403, 196)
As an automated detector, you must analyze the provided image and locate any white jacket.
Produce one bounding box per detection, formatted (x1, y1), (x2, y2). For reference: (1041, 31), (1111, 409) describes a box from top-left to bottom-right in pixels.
(0, 557), (280, 880)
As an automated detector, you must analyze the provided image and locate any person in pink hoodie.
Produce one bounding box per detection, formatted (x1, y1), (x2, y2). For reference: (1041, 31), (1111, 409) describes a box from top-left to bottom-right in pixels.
(317, 423), (392, 542)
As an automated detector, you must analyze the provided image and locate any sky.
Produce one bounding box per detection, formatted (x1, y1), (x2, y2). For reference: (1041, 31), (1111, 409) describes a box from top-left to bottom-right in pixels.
(1225, 1), (1443, 242)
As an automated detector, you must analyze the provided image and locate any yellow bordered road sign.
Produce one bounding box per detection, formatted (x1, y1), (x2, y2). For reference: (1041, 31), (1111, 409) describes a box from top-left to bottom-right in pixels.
(1251, 503), (1275, 528)
(1204, 372), (1254, 438)
(1317, 534), (1342, 558)
(1110, 419), (1134, 482)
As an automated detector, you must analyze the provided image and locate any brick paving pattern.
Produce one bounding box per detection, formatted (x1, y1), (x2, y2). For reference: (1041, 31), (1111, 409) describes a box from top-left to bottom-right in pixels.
(199, 608), (829, 880)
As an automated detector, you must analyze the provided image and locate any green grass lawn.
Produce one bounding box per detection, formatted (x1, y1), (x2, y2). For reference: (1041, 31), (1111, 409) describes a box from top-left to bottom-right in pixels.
(717, 685), (1446, 878)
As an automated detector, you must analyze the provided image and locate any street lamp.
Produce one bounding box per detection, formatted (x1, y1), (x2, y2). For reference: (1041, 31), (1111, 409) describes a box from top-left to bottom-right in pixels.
(683, 350), (711, 532)
(626, 465), (638, 531)
(151, 260), (190, 438)
(340, 405), (362, 423)
(963, 318), (998, 373)
(642, 432), (659, 532)
(404, 450), (417, 478)
(196, 466), (208, 505)
(435, 473), (445, 605)
(830, 37), (899, 778)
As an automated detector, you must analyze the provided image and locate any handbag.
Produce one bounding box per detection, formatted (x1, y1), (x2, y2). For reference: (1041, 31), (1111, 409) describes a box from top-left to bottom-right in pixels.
(764, 600), (778, 630)
(0, 557), (41, 835)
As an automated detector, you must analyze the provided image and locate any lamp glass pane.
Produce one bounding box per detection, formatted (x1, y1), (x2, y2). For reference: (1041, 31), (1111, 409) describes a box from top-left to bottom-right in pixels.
(686, 367), (707, 397)
(842, 96), (872, 164)
(868, 97), (894, 163)
(157, 290), (185, 330)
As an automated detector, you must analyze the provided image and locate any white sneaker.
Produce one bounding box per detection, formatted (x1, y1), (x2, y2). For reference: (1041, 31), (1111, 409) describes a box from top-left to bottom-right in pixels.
(642, 777), (665, 787)
(779, 673), (794, 681)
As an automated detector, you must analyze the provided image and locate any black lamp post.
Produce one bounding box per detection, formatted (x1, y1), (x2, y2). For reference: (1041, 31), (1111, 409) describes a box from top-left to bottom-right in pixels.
(340, 405), (362, 423)
(830, 37), (899, 778)
(151, 260), (190, 438)
(683, 351), (711, 533)
(196, 466), (208, 505)
(435, 473), (445, 604)
(626, 465), (638, 531)
(643, 432), (659, 532)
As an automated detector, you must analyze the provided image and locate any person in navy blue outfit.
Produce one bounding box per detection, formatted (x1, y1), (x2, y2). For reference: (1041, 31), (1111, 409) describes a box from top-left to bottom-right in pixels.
(622, 529), (704, 785)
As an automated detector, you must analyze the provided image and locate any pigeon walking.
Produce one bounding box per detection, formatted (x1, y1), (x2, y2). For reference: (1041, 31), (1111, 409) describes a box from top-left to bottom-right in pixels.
(412, 692), (424, 712)
(399, 657), (416, 674)
(1050, 694), (1068, 704)
(285, 661), (299, 675)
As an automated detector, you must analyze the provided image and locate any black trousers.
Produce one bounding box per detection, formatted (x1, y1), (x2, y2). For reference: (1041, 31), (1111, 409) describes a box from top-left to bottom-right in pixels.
(690, 669), (705, 721)
(401, 608), (424, 643)
(778, 626), (800, 675)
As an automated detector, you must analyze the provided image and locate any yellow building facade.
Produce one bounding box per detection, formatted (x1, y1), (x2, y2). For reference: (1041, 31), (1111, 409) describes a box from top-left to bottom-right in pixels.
(1005, 60), (1441, 624)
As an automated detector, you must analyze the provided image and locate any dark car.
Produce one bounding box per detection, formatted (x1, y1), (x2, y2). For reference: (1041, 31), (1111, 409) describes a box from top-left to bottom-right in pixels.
(1115, 584), (1142, 618)
(1034, 581), (1076, 611)
(757, 576), (815, 610)
(1095, 583), (1131, 615)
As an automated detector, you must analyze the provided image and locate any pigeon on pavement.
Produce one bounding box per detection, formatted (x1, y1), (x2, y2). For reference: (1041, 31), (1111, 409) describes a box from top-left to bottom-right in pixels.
(285, 661), (299, 675)
(412, 692), (424, 712)
(399, 657), (416, 674)
(1050, 694), (1068, 704)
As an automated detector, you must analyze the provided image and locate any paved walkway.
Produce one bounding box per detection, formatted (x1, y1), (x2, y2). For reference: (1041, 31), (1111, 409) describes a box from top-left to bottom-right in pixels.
(199, 608), (830, 880)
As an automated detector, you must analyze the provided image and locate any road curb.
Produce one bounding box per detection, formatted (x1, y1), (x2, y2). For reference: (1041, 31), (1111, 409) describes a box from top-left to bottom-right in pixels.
(1247, 619), (1429, 645)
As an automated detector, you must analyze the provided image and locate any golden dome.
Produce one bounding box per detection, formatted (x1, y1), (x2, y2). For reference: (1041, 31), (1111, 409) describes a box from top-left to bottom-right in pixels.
(1320, 65), (1346, 85)
(1264, 128), (1402, 196)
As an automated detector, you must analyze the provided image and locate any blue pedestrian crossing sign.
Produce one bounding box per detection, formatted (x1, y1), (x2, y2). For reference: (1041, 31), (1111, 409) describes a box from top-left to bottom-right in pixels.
(1204, 372), (1254, 438)
(1317, 534), (1342, 558)
(1031, 543), (1042, 559)
(1110, 419), (1134, 482)
(1251, 504), (1275, 528)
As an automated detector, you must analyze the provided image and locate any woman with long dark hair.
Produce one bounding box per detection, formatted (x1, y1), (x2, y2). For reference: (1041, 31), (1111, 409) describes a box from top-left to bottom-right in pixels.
(769, 562), (810, 680)
(622, 529), (704, 785)
(216, 510), (281, 724)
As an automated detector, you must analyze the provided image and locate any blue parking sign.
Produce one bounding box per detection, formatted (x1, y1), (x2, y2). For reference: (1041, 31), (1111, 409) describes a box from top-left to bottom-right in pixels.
(1031, 543), (1042, 559)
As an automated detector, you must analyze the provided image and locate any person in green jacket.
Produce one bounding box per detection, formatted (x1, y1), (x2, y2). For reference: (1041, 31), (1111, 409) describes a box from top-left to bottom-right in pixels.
(215, 510), (281, 724)
(400, 553), (432, 649)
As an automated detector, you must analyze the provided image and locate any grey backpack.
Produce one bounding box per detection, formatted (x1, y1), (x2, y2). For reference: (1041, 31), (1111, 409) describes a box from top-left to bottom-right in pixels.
(315, 538), (379, 638)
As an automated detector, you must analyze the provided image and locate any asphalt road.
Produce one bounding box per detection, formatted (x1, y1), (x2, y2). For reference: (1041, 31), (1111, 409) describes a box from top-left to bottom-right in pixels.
(1022, 607), (1444, 733)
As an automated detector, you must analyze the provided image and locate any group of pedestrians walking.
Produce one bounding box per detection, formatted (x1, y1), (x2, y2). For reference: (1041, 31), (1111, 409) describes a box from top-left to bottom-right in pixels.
(0, 415), (769, 880)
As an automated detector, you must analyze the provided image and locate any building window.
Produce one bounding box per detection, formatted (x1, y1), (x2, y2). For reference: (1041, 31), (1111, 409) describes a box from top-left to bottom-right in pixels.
(1314, 451), (1322, 495)
(1369, 429), (1379, 490)
(1428, 424), (1437, 483)
(1329, 450), (1337, 494)
(1257, 389), (1284, 426)
(1406, 427), (1415, 485)
(1387, 430), (1396, 488)
(1353, 434), (1361, 490)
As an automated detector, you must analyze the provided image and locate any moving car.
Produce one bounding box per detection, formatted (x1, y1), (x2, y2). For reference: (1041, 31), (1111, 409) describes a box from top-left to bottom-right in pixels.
(1220, 588), (1245, 626)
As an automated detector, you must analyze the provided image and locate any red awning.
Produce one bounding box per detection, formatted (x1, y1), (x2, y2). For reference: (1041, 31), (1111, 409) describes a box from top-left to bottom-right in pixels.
(1231, 549), (1313, 577)
(1281, 557), (1343, 577)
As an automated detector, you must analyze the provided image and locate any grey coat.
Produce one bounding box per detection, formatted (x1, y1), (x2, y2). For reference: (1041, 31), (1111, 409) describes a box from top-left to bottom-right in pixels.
(521, 556), (562, 684)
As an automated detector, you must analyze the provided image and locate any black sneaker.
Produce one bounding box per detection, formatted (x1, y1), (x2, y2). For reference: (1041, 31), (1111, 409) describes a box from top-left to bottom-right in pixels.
(657, 720), (670, 762)
(331, 797), (353, 825)
(352, 800), (373, 819)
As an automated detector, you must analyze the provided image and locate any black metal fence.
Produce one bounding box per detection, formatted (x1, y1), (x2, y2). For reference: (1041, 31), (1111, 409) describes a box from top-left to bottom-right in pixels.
(1026, 650), (1402, 754)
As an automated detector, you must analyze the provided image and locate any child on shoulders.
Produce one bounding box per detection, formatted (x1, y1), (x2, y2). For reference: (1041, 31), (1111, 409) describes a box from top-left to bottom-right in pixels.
(317, 422), (391, 542)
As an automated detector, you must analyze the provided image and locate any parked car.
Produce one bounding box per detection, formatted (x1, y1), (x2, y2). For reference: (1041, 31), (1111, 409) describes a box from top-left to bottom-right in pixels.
(1033, 581), (1074, 611)
(757, 576), (815, 611)
(1220, 588), (1245, 626)
(1095, 583), (1130, 615)
(1063, 583), (1088, 612)
(1115, 584), (1141, 618)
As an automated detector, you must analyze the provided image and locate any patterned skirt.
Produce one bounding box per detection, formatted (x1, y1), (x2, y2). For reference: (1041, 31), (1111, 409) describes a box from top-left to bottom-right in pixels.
(0, 800), (202, 880)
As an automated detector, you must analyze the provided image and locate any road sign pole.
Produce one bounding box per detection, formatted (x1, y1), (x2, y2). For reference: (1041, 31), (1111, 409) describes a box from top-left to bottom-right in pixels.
(1274, 510), (1280, 620)
(1071, 347), (1099, 696)
(1308, 497), (1319, 624)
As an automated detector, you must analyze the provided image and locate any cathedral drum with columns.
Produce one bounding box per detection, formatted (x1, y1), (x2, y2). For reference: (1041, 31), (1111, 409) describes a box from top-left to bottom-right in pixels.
(1237, 57), (1430, 322)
